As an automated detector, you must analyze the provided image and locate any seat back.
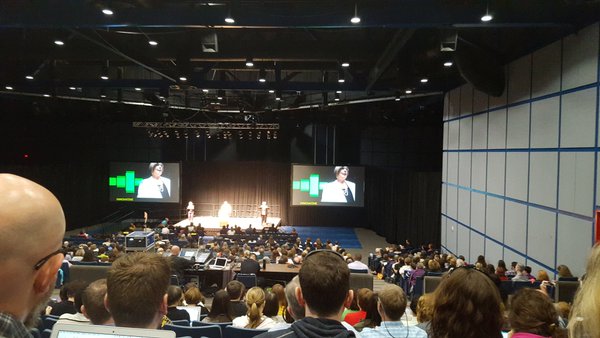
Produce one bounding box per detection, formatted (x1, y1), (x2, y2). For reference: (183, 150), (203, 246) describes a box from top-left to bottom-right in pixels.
(236, 273), (257, 289)
(171, 319), (190, 326)
(223, 325), (267, 338)
(349, 268), (369, 274)
(163, 323), (221, 338)
(43, 316), (59, 331)
(423, 276), (443, 293)
(555, 280), (580, 303)
(349, 273), (373, 290)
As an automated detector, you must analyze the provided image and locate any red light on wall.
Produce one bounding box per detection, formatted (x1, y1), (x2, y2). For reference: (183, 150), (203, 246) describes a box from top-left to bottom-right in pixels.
(23, 154), (29, 158)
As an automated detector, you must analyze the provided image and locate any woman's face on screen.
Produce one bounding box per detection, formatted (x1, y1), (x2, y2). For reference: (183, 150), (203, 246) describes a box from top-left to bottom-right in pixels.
(152, 164), (163, 178)
(336, 168), (348, 182)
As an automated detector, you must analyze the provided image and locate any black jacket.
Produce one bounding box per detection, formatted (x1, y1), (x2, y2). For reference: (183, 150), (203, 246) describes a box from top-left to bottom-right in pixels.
(254, 317), (355, 338)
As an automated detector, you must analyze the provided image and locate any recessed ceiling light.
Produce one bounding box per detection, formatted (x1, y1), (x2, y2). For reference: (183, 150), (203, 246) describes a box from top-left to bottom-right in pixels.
(179, 76), (187, 81)
(54, 40), (64, 46)
(481, 14), (493, 22)
(268, 89), (275, 93)
(336, 90), (342, 94)
(338, 79), (345, 83)
(25, 75), (34, 80)
(100, 94), (107, 98)
(341, 62), (350, 68)
(420, 78), (428, 83)
(43, 94), (50, 97)
(100, 75), (109, 80)
(102, 8), (114, 15)
(225, 17), (235, 24)
(245, 58), (254, 67)
(202, 89), (209, 93)
(405, 89), (412, 94)
(351, 16), (361, 24)
(148, 40), (158, 46)
(259, 78), (266, 83)
(69, 87), (76, 90)
(5, 86), (13, 90)
(135, 87), (142, 91)
(275, 97), (281, 101)
(444, 61), (453, 67)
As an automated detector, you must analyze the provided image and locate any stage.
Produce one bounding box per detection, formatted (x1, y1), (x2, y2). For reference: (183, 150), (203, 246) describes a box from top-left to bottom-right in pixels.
(173, 216), (281, 230)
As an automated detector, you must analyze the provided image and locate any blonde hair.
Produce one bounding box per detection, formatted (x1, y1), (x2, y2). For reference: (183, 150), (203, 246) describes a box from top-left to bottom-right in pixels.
(245, 287), (266, 328)
(416, 293), (434, 323)
(568, 243), (600, 337)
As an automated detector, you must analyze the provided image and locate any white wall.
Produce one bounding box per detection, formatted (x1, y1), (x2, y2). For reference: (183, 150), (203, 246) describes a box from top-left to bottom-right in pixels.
(441, 23), (599, 277)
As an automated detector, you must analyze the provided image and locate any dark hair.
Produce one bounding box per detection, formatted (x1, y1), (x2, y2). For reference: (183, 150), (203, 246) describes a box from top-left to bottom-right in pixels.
(510, 288), (559, 337)
(431, 268), (503, 338)
(107, 252), (170, 328)
(263, 291), (279, 317)
(226, 280), (245, 300)
(208, 290), (232, 321)
(167, 286), (183, 307)
(68, 280), (89, 312)
(299, 250), (349, 317)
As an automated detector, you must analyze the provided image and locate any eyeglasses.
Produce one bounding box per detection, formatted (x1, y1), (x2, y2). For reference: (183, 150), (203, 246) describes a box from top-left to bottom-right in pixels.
(33, 248), (63, 270)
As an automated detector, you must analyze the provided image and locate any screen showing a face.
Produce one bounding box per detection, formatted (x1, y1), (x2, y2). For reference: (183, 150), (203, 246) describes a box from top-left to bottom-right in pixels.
(291, 164), (365, 207)
(109, 162), (181, 203)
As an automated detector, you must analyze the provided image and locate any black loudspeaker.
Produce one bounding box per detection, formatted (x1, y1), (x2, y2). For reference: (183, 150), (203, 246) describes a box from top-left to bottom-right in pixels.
(455, 37), (506, 97)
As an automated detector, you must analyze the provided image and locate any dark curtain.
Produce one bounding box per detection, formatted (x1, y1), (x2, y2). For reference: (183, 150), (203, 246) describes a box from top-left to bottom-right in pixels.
(366, 168), (441, 246)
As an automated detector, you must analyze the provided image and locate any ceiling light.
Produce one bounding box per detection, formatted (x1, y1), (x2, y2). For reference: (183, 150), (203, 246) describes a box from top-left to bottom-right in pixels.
(395, 93), (401, 101)
(217, 89), (225, 100)
(420, 78), (428, 83)
(43, 94), (50, 97)
(350, 3), (360, 24)
(258, 68), (266, 82)
(102, 8), (114, 15)
(25, 75), (34, 80)
(481, 3), (493, 22)
(334, 93), (340, 101)
(148, 40), (158, 46)
(444, 61), (453, 67)
(268, 89), (275, 93)
(100, 94), (107, 98)
(202, 89), (209, 93)
(69, 87), (76, 90)
(405, 89), (412, 94)
(336, 90), (342, 94)
(245, 58), (254, 67)
(54, 40), (64, 46)
(341, 62), (350, 68)
(225, 17), (235, 24)
(275, 91), (282, 101)
(179, 76), (187, 81)
(338, 70), (345, 83)
(100, 75), (109, 80)
(135, 87), (142, 91)
(5, 86), (13, 90)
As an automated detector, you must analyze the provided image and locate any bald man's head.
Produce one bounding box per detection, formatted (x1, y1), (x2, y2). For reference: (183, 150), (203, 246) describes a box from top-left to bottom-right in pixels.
(0, 174), (66, 324)
(171, 245), (181, 256)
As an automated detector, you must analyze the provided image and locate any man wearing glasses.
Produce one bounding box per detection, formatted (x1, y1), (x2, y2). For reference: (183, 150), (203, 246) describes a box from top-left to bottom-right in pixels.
(0, 174), (66, 337)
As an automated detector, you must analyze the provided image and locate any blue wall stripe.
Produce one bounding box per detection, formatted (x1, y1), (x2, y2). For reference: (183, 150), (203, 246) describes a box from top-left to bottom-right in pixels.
(593, 25), (600, 245)
(443, 81), (599, 123)
(442, 182), (594, 222)
(444, 147), (598, 153)
(441, 213), (557, 273)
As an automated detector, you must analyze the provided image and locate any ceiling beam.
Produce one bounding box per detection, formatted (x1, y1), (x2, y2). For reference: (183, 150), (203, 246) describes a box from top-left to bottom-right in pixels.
(366, 29), (414, 92)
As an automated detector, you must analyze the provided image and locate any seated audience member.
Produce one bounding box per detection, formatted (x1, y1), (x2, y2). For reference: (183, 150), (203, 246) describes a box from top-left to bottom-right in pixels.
(556, 265), (574, 280)
(269, 276), (304, 331)
(415, 293), (434, 334)
(353, 290), (380, 332)
(255, 249), (356, 338)
(568, 243), (600, 337)
(182, 286), (208, 321)
(56, 281), (90, 325)
(271, 284), (287, 317)
(169, 245), (193, 281)
(348, 253), (370, 272)
(342, 289), (360, 321)
(537, 270), (551, 282)
(106, 252), (171, 329)
(81, 279), (113, 325)
(430, 267), (503, 338)
(202, 290), (233, 323)
(264, 291), (285, 324)
(227, 280), (248, 318)
(512, 264), (530, 282)
(554, 302), (570, 329)
(344, 288), (370, 326)
(50, 281), (81, 316)
(232, 287), (276, 329)
(508, 288), (563, 338)
(360, 285), (427, 338)
(166, 286), (190, 322)
(409, 262), (426, 290)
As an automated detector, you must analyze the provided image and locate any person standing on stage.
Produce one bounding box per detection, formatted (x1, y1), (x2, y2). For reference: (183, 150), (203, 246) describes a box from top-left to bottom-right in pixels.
(259, 201), (270, 225)
(187, 201), (195, 222)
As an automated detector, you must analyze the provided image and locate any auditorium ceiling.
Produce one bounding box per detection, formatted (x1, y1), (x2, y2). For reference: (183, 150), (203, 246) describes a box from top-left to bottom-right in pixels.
(0, 0), (598, 123)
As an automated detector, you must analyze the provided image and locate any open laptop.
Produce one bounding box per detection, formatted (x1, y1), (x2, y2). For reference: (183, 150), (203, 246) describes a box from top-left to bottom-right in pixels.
(209, 257), (228, 270)
(50, 323), (175, 338)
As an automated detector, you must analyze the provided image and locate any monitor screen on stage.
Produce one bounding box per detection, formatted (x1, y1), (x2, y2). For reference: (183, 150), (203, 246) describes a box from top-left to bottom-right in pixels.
(291, 164), (365, 207)
(109, 162), (181, 203)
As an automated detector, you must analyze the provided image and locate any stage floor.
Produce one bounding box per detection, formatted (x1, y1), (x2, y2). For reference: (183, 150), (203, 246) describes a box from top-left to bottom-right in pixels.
(174, 216), (281, 229)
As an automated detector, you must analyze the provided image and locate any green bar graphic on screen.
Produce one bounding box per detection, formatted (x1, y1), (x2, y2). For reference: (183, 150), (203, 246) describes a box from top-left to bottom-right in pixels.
(292, 173), (323, 199)
(109, 171), (143, 194)
(309, 174), (319, 197)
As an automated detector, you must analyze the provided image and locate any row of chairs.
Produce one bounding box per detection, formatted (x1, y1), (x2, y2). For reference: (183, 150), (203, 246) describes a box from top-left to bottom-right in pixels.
(164, 322), (267, 338)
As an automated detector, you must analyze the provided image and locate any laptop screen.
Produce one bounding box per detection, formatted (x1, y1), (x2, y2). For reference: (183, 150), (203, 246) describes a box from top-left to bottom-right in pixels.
(213, 257), (227, 267)
(51, 323), (175, 338)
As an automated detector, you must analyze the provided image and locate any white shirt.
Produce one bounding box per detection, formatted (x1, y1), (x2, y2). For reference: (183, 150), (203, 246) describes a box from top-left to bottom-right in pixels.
(348, 260), (370, 271)
(321, 180), (356, 203)
(137, 177), (171, 199)
(232, 315), (276, 329)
